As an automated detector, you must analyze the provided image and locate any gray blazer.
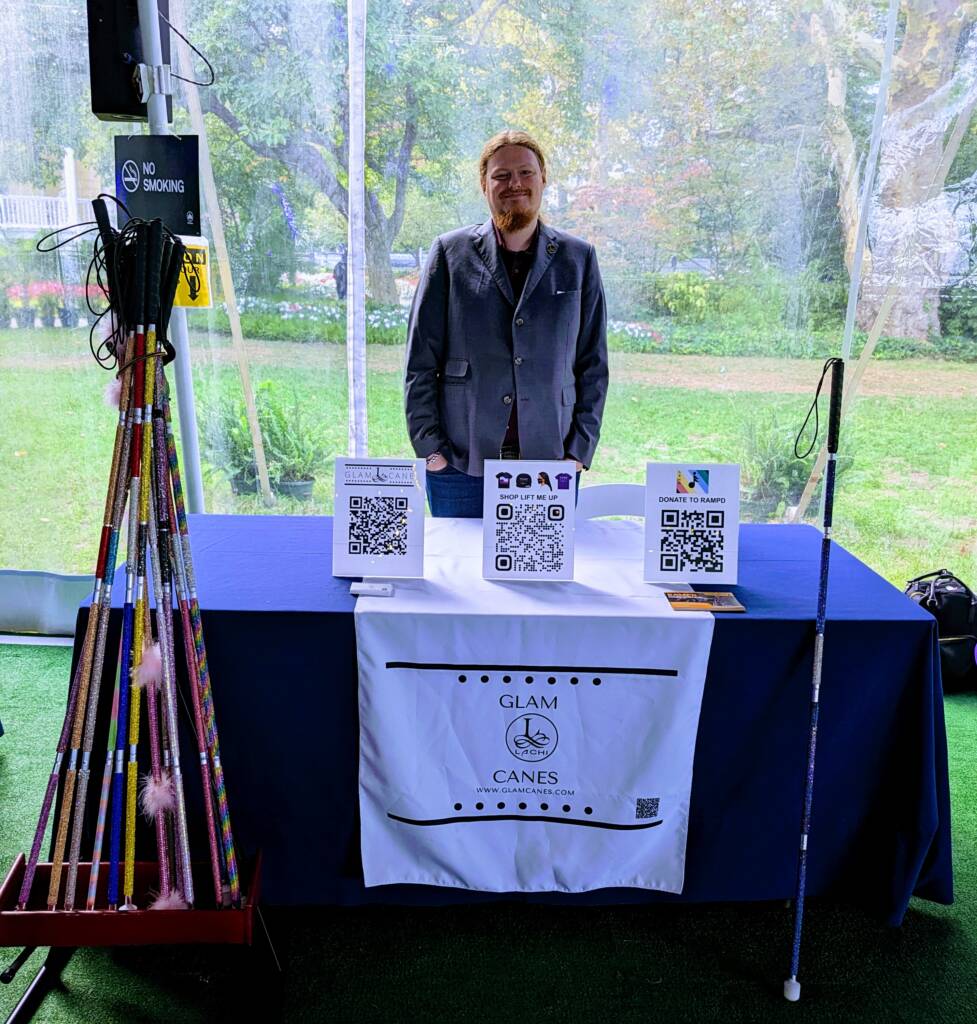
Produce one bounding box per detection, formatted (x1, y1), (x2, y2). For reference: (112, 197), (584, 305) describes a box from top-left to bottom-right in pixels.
(404, 218), (608, 476)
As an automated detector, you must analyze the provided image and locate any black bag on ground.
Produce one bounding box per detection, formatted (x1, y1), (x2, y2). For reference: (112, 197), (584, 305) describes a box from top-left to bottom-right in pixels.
(905, 569), (977, 692)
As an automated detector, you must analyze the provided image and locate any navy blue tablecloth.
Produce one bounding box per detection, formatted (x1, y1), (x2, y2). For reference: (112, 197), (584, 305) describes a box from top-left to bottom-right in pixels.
(75, 515), (952, 923)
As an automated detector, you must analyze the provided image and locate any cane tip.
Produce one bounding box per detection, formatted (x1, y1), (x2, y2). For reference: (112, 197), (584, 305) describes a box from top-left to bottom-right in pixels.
(784, 978), (801, 1002)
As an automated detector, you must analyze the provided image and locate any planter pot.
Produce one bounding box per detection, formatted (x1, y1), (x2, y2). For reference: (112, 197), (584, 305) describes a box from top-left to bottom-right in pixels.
(275, 479), (315, 501)
(41, 313), (55, 328)
(59, 307), (78, 328)
(230, 472), (259, 495)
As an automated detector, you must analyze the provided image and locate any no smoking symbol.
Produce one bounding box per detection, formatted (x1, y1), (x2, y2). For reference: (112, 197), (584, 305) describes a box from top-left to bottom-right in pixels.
(121, 160), (140, 193)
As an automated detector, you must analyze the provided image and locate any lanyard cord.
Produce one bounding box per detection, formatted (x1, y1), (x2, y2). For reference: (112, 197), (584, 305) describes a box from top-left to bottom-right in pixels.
(794, 357), (843, 459)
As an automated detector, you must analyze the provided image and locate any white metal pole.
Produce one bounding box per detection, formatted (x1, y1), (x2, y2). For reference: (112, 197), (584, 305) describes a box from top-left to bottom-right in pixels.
(347, 0), (368, 457)
(137, 0), (206, 513)
(62, 147), (80, 309)
(63, 148), (78, 228)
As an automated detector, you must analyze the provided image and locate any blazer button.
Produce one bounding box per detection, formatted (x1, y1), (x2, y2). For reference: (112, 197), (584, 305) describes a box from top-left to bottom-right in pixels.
(515, 317), (524, 326)
(503, 394), (512, 405)
(514, 356), (523, 366)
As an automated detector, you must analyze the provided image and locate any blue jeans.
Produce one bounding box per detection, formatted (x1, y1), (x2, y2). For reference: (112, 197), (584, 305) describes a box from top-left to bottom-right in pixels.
(426, 464), (484, 518)
(426, 464), (581, 518)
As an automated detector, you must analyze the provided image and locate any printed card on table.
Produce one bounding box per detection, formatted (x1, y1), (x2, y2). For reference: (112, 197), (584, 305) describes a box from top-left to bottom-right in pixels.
(482, 459), (575, 581)
(333, 457), (426, 578)
(644, 463), (740, 585)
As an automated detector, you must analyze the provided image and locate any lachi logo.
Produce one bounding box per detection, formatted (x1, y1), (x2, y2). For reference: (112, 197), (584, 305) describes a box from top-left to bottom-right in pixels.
(506, 714), (558, 762)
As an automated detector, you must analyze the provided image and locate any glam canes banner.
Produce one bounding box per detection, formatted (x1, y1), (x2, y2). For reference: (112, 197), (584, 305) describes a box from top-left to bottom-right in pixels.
(356, 609), (714, 893)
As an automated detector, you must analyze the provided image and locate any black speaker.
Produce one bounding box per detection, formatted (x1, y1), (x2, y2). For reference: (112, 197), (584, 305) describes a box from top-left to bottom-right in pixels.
(87, 0), (173, 123)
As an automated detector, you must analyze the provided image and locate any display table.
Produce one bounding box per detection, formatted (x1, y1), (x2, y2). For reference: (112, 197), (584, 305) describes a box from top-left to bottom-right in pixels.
(71, 514), (952, 924)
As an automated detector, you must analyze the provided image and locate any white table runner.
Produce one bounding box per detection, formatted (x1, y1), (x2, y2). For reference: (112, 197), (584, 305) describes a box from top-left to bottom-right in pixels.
(355, 518), (715, 893)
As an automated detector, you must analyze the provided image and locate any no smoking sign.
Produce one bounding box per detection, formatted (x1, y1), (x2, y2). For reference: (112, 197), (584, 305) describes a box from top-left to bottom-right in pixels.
(114, 135), (200, 234)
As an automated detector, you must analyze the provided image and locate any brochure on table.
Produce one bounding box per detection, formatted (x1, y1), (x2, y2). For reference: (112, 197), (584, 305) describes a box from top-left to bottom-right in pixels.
(482, 459), (576, 581)
(643, 463), (740, 585)
(332, 457), (426, 578)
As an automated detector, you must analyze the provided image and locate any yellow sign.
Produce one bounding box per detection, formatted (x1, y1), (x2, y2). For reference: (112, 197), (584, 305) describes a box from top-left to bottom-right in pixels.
(173, 235), (212, 308)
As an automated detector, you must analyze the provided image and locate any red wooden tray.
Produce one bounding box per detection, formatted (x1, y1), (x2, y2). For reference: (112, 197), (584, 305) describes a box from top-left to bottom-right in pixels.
(0, 852), (261, 948)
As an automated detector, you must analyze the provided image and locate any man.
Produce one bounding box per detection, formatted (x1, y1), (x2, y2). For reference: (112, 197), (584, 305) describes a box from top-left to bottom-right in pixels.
(334, 242), (348, 301)
(404, 129), (608, 517)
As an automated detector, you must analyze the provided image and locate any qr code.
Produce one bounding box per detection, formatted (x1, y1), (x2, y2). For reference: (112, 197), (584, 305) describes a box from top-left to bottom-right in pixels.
(494, 502), (566, 573)
(636, 797), (661, 820)
(660, 509), (724, 573)
(348, 495), (409, 556)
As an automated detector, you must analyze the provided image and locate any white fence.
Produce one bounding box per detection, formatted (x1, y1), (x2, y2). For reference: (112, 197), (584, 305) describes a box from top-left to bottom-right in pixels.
(0, 194), (93, 234)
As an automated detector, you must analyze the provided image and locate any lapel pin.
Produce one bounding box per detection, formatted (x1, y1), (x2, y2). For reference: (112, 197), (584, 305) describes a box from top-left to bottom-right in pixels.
(546, 243), (557, 255)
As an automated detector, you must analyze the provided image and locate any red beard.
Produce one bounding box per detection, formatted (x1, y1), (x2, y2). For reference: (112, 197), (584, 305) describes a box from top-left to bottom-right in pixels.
(493, 206), (537, 234)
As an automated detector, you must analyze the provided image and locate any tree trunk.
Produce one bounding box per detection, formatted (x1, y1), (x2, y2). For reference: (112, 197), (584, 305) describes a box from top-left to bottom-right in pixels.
(814, 0), (971, 340)
(364, 199), (399, 305)
(855, 0), (967, 338)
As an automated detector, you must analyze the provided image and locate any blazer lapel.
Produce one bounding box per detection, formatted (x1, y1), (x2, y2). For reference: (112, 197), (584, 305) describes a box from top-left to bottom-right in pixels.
(517, 223), (558, 312)
(472, 219), (515, 306)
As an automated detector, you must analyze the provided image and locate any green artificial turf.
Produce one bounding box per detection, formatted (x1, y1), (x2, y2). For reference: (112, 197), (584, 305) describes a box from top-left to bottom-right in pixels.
(1, 643), (975, 1023)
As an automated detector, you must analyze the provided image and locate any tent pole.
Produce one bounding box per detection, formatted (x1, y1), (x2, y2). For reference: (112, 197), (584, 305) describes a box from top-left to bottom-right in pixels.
(137, 0), (205, 514)
(346, 0), (369, 457)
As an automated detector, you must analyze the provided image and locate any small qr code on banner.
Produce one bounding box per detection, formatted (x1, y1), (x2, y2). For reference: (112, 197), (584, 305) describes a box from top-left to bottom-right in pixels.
(636, 797), (661, 820)
(494, 502), (567, 573)
(348, 495), (409, 556)
(660, 509), (725, 573)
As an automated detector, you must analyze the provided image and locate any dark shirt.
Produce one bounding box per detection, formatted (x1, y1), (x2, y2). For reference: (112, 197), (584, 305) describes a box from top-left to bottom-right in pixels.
(497, 226), (539, 456)
(498, 236), (537, 304)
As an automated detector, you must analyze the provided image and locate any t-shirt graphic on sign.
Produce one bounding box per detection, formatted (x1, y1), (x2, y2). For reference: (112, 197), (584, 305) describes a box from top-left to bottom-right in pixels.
(496, 472), (512, 488)
(556, 472), (572, 490)
(482, 460), (576, 581)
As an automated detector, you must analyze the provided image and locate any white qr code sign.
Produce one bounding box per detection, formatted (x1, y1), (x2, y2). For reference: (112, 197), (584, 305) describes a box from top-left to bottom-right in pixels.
(643, 462), (740, 585)
(333, 457), (426, 578)
(482, 459), (575, 581)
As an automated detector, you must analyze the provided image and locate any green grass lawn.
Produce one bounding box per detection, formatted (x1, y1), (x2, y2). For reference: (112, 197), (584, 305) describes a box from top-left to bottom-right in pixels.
(1, 328), (975, 587)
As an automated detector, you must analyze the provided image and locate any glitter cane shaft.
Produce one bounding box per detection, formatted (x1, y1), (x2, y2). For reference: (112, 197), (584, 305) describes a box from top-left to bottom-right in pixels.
(19, 606), (89, 907)
(109, 327), (147, 908)
(51, 350), (135, 911)
(124, 328), (157, 904)
(162, 385), (239, 904)
(147, 482), (192, 903)
(80, 345), (137, 910)
(165, 462), (223, 905)
(142, 596), (172, 899)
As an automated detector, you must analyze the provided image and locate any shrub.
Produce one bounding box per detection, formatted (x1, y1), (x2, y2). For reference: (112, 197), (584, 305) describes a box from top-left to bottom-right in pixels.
(201, 381), (332, 488)
(739, 406), (853, 519)
(939, 284), (977, 341)
(256, 382), (332, 482)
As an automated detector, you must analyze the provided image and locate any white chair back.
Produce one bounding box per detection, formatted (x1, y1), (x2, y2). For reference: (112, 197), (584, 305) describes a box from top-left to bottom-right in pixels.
(576, 484), (645, 520)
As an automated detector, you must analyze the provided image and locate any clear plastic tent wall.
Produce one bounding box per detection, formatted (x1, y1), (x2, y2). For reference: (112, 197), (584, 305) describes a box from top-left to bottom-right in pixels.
(0, 0), (975, 624)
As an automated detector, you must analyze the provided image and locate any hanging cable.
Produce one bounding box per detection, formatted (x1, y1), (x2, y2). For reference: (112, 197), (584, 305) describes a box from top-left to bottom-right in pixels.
(159, 11), (216, 87)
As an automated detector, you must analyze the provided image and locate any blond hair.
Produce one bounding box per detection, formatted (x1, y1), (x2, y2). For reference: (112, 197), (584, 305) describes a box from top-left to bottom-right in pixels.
(479, 130), (547, 189)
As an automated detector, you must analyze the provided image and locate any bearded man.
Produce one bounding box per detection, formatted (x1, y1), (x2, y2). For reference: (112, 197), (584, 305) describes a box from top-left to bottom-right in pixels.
(404, 129), (609, 517)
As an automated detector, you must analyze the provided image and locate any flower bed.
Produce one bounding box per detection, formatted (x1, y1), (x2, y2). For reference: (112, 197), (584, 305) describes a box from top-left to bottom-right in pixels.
(4, 281), (103, 327)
